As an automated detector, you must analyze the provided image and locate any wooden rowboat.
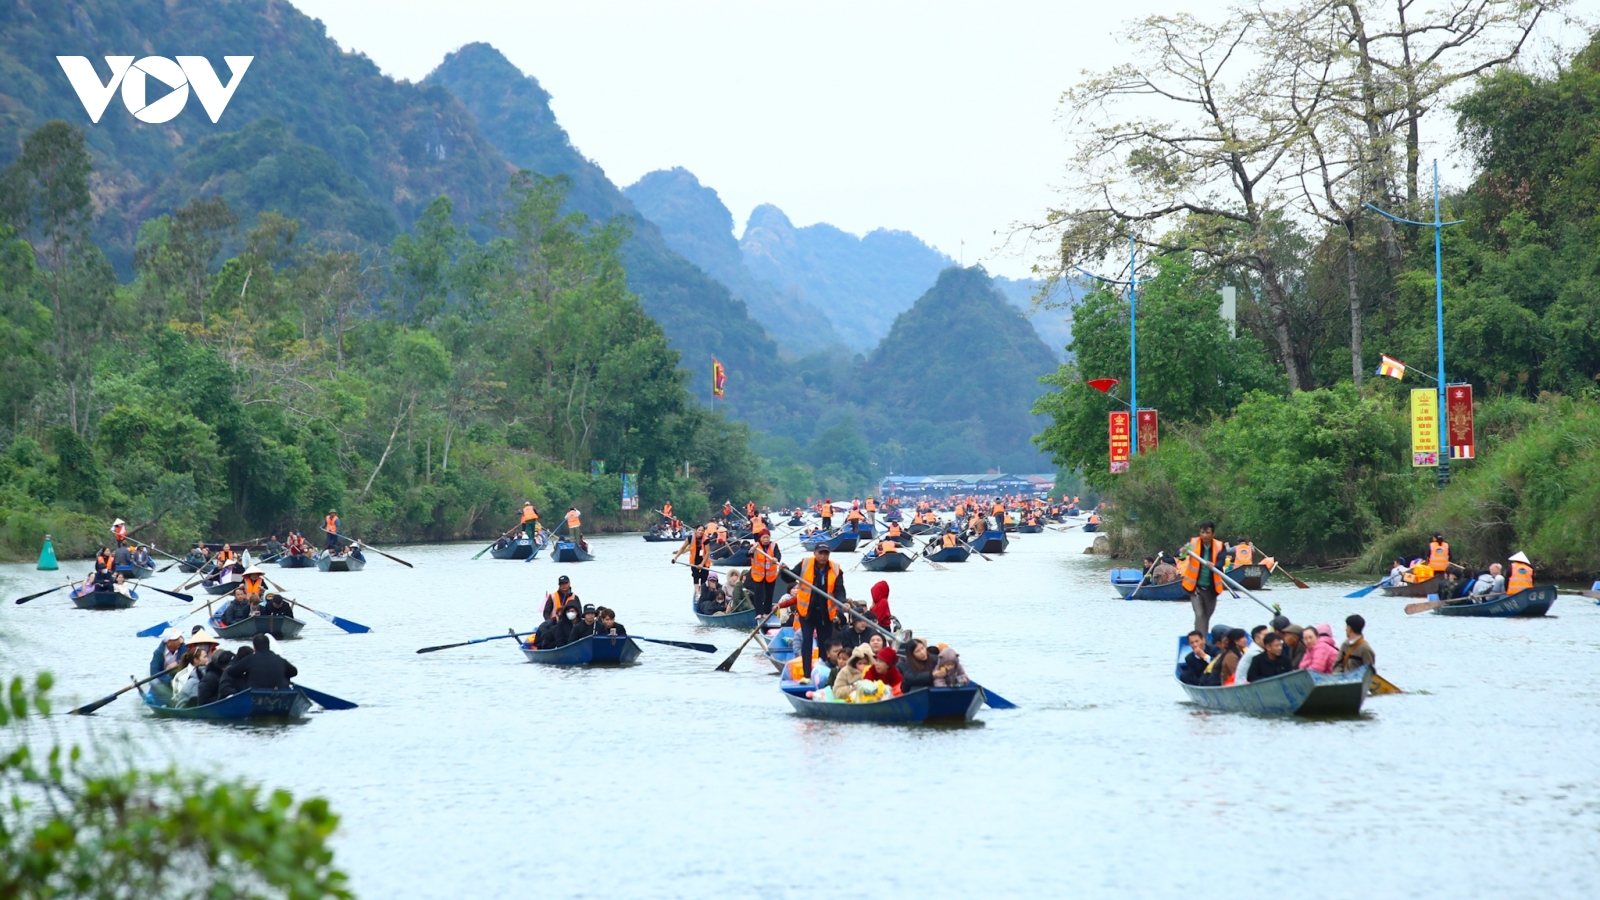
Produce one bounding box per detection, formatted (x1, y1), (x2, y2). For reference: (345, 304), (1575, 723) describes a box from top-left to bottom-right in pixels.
(489, 537), (538, 560)
(1433, 585), (1556, 617)
(142, 688), (311, 721)
(1379, 573), (1461, 598)
(1111, 568), (1189, 601)
(276, 551), (315, 568)
(72, 588), (137, 609)
(693, 603), (762, 629)
(549, 541), (594, 563)
(782, 685), (984, 723)
(1172, 636), (1369, 716)
(520, 634), (640, 666)
(711, 546), (752, 567)
(924, 544), (970, 563)
(316, 551), (365, 572)
(972, 530), (1008, 554)
(860, 551), (913, 572)
(1015, 524), (1044, 534)
(1227, 564), (1272, 590)
(202, 577), (240, 595)
(116, 563), (156, 580)
(642, 532), (685, 543)
(210, 613), (307, 640)
(800, 531), (858, 553)
(1081, 522), (1100, 533)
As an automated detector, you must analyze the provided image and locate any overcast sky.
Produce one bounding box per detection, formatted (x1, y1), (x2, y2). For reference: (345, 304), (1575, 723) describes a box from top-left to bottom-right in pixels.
(294, 1), (1592, 279)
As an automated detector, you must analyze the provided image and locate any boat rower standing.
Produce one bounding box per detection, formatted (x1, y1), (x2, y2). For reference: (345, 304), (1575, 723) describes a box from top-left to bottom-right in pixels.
(1505, 551), (1534, 595)
(672, 525), (712, 591)
(564, 506), (582, 544)
(775, 543), (845, 680)
(323, 509), (342, 551)
(1178, 521), (1228, 635)
(519, 501), (540, 538)
(112, 518), (128, 545)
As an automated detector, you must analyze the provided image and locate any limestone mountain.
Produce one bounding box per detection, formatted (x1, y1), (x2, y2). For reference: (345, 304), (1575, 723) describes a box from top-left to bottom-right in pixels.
(624, 167), (843, 355)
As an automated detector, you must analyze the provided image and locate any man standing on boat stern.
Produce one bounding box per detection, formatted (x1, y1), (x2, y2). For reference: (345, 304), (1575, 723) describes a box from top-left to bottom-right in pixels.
(564, 506), (582, 545)
(777, 543), (845, 680)
(1179, 521), (1227, 635)
(323, 509), (341, 551)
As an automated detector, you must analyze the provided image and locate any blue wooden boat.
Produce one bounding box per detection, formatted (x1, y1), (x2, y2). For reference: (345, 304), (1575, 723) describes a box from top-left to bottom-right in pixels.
(861, 550), (912, 572)
(763, 626), (799, 672)
(71, 587), (137, 609)
(882, 510), (902, 522)
(1112, 568), (1190, 601)
(799, 531), (858, 553)
(490, 537), (537, 560)
(786, 516), (804, 527)
(116, 562), (157, 580)
(520, 633), (640, 666)
(277, 551), (315, 568)
(210, 611), (306, 640)
(142, 687), (312, 721)
(850, 521), (875, 539)
(782, 685), (984, 723)
(1380, 572), (1464, 598)
(201, 576), (240, 595)
(315, 550), (365, 572)
(642, 530), (686, 543)
(1173, 636), (1369, 716)
(1082, 521), (1100, 533)
(973, 530), (1008, 554)
(924, 544), (970, 563)
(1433, 585), (1555, 617)
(549, 541), (594, 563)
(694, 603), (761, 629)
(1015, 524), (1044, 534)
(1226, 564), (1271, 590)
(711, 545), (752, 567)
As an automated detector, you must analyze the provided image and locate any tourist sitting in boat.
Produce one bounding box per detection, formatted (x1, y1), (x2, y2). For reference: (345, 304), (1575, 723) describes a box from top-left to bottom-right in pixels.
(1383, 557), (1408, 586)
(1298, 625), (1339, 673)
(264, 535), (285, 560)
(1334, 615), (1375, 674)
(866, 538), (899, 559)
(218, 646), (252, 699)
(542, 575), (579, 620)
(534, 597), (582, 648)
(694, 572), (726, 615)
(899, 639), (937, 690)
(932, 646), (969, 687)
(219, 588), (256, 626)
(1233, 625), (1270, 684)
(869, 581), (893, 630)
(1470, 563), (1505, 596)
(597, 607), (626, 636)
(1246, 632), (1296, 682)
(169, 628), (220, 708)
(93, 546), (113, 573)
(132, 545), (153, 569)
(569, 604), (599, 642)
(1200, 628), (1247, 686)
(1267, 617), (1305, 667)
(194, 649), (235, 706)
(112, 543), (133, 572)
(185, 542), (210, 568)
(261, 593), (294, 618)
(224, 633), (298, 690)
(829, 645), (871, 701)
(838, 611), (873, 653)
(723, 570), (754, 614)
(151, 628), (187, 691)
(1178, 631), (1215, 685)
(869, 647), (904, 696)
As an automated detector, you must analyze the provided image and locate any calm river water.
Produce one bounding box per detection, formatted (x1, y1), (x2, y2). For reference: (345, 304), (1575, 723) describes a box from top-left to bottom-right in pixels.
(3, 529), (1598, 899)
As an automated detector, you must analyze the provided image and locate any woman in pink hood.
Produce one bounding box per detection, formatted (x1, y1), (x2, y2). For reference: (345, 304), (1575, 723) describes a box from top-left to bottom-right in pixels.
(1298, 624), (1339, 673)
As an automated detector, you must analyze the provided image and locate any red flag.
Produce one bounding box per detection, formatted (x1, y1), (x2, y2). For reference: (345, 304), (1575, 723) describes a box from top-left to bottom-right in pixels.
(1109, 411), (1131, 473)
(1446, 383), (1475, 460)
(1137, 408), (1158, 455)
(711, 357), (727, 399)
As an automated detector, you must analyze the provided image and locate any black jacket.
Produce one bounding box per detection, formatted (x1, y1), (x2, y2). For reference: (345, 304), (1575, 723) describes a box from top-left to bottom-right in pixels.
(533, 617), (566, 650)
(694, 584), (725, 615)
(900, 658), (936, 691)
(262, 598), (294, 618)
(219, 599), (253, 625)
(838, 626), (872, 653)
(196, 665), (225, 706)
(224, 648), (298, 690)
(569, 619), (596, 642)
(1247, 651), (1296, 682)
(596, 621), (627, 636)
(218, 650), (251, 698)
(1180, 644), (1219, 685)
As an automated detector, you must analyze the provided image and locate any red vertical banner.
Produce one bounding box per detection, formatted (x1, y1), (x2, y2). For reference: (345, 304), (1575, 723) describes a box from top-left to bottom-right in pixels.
(1136, 408), (1158, 455)
(1446, 383), (1475, 460)
(1109, 411), (1131, 473)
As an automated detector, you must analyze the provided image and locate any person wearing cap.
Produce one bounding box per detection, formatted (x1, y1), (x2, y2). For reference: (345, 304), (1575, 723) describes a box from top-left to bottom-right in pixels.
(1506, 552), (1535, 595)
(542, 576), (578, 621)
(169, 628), (220, 708)
(151, 629), (186, 686)
(570, 604), (599, 642)
(1335, 614), (1376, 674)
(225, 633), (298, 690)
(1271, 615), (1306, 668)
(775, 543), (846, 680)
(695, 571), (726, 615)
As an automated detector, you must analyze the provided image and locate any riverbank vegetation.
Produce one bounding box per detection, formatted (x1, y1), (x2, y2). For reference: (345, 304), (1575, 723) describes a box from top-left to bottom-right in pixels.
(0, 122), (761, 560)
(1033, 5), (1600, 576)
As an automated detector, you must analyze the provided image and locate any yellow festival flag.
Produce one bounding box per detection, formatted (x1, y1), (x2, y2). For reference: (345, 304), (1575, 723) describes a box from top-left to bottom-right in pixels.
(1410, 389), (1439, 467)
(1377, 355), (1406, 379)
(711, 357), (727, 399)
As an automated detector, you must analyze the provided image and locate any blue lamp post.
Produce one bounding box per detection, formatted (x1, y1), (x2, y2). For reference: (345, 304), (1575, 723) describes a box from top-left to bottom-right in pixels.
(1077, 235), (1142, 455)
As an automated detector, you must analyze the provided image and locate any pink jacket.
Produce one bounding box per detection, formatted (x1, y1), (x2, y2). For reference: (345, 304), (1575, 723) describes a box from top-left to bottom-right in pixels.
(1299, 624), (1339, 674)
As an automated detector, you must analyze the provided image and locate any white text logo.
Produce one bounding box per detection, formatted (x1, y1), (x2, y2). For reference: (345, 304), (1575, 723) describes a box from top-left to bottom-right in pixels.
(57, 56), (253, 124)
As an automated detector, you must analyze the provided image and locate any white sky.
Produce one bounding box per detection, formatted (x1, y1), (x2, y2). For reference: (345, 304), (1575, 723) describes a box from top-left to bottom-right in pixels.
(293, 1), (1594, 279)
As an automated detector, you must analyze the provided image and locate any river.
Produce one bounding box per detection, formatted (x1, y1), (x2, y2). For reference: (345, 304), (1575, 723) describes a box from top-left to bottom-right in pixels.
(3, 529), (1597, 899)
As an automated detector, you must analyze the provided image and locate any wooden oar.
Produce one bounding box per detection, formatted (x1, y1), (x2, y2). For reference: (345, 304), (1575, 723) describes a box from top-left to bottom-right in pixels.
(260, 575), (372, 633)
(525, 520), (567, 562)
(1124, 564), (1158, 601)
(1193, 555), (1281, 617)
(956, 534), (993, 562)
(714, 609), (777, 672)
(472, 525), (521, 560)
(417, 630), (537, 654)
(293, 684), (359, 710)
(1404, 597), (1454, 615)
(630, 636), (717, 653)
(70, 665), (178, 715)
(136, 582), (194, 603)
(972, 684), (1019, 709)
(136, 605), (206, 638)
(335, 533), (413, 568)
(1249, 548), (1310, 589)
(13, 581), (73, 605)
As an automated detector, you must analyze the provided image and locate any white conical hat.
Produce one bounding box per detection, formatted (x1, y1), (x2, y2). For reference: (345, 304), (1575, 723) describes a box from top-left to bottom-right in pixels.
(1508, 551), (1530, 564)
(188, 626), (219, 645)
(243, 565), (265, 576)
(113, 518), (126, 526)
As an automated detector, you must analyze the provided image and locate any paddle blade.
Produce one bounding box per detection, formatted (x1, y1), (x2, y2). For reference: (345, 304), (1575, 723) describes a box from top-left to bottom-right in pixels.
(634, 637), (717, 653)
(137, 621), (174, 638)
(313, 610), (371, 634)
(1403, 600), (1441, 615)
(714, 645), (745, 671)
(14, 583), (69, 604)
(976, 684), (1018, 710)
(295, 685), (358, 710)
(69, 693), (121, 715)
(1343, 582), (1382, 599)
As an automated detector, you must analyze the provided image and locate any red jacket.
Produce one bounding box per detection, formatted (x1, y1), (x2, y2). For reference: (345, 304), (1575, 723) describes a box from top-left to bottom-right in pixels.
(869, 580), (892, 629)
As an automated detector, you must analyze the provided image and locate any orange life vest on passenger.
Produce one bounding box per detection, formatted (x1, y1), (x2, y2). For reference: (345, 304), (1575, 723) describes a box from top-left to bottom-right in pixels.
(1233, 543), (1254, 566)
(749, 541), (780, 582)
(954, 503), (967, 517)
(940, 532), (956, 548)
(1088, 512), (1101, 525)
(794, 557), (840, 621)
(215, 549), (236, 566)
(1428, 541), (1450, 569)
(887, 523), (902, 538)
(242, 574), (264, 598)
(1179, 537), (1226, 593)
(750, 516), (769, 535)
(877, 540), (898, 555)
(1507, 561), (1534, 594)
(845, 508), (864, 524)
(95, 550), (113, 571)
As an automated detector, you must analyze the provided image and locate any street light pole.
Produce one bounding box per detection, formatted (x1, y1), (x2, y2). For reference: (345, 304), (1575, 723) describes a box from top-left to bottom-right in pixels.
(1365, 161), (1463, 489)
(1077, 236), (1142, 455)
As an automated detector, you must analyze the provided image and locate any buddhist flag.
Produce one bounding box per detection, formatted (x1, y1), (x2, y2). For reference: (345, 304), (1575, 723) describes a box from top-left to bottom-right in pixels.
(1377, 355), (1406, 380)
(712, 357), (727, 398)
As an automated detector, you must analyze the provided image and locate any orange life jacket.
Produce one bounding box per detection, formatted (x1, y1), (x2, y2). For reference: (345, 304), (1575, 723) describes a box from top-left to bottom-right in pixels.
(113, 523), (127, 542)
(845, 509), (864, 523)
(749, 542), (780, 582)
(887, 523), (902, 537)
(565, 509), (581, 528)
(794, 557), (840, 621)
(942, 532), (958, 548)
(688, 534), (710, 567)
(242, 574), (264, 598)
(1179, 537), (1226, 593)
(877, 540), (898, 555)
(521, 503), (538, 523)
(1428, 541), (1450, 569)
(324, 515), (338, 534)
(662, 502), (673, 518)
(1507, 561), (1534, 594)
(865, 498), (877, 512)
(1233, 543), (1254, 565)
(215, 549), (236, 566)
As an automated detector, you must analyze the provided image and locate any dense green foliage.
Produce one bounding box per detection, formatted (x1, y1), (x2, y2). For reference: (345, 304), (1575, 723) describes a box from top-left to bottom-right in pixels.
(0, 119), (759, 559)
(1, 673), (349, 898)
